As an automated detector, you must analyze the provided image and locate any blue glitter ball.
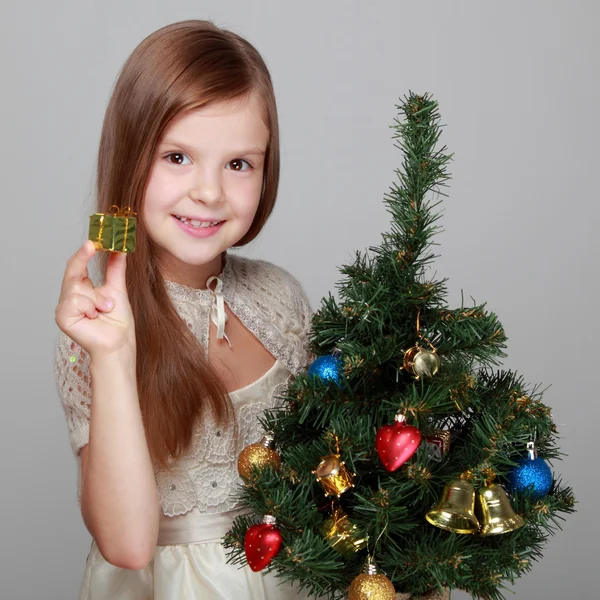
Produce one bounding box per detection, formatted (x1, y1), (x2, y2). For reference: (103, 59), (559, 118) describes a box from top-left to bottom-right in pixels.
(308, 354), (344, 387)
(507, 455), (553, 500)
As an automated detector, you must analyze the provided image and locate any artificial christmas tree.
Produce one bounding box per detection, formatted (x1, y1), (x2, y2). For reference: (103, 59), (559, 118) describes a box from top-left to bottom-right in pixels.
(224, 92), (575, 600)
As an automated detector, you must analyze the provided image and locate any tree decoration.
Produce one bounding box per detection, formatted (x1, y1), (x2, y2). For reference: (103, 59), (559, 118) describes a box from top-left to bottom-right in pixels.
(313, 453), (355, 497)
(308, 353), (344, 386)
(402, 345), (440, 379)
(320, 504), (368, 557)
(376, 413), (422, 472)
(507, 440), (553, 500)
(313, 434), (355, 497)
(401, 310), (440, 380)
(244, 515), (283, 572)
(237, 433), (281, 480)
(478, 483), (525, 535)
(348, 556), (396, 600)
(425, 430), (451, 462)
(425, 478), (480, 534)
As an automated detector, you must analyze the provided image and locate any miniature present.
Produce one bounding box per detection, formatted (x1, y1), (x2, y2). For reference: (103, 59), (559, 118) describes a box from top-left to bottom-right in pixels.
(425, 430), (451, 462)
(88, 205), (136, 253)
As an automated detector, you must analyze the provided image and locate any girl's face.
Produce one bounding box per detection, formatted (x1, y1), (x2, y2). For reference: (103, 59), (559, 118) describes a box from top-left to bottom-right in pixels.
(143, 93), (269, 285)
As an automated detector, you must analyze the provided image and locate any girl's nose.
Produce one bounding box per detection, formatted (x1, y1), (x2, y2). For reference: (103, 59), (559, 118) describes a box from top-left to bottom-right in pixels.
(190, 169), (223, 204)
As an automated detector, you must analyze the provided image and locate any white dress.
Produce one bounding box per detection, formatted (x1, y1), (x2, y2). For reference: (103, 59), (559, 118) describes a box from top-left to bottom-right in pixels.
(54, 253), (319, 600)
(76, 360), (314, 600)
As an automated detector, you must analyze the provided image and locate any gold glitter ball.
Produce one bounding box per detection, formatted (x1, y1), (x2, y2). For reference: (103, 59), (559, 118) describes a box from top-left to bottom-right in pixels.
(348, 573), (396, 600)
(237, 441), (280, 480)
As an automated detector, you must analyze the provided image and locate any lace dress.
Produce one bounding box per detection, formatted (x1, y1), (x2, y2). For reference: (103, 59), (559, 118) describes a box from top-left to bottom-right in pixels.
(54, 252), (318, 600)
(76, 360), (314, 600)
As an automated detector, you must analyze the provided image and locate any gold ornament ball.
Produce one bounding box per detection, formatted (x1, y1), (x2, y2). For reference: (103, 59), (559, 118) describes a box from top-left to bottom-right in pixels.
(412, 349), (440, 378)
(237, 441), (280, 480)
(348, 573), (396, 600)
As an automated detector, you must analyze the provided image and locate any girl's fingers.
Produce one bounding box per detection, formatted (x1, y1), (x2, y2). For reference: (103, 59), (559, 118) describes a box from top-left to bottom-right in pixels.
(66, 281), (114, 312)
(97, 293), (114, 311)
(62, 241), (96, 293)
(104, 250), (128, 291)
(61, 293), (99, 322)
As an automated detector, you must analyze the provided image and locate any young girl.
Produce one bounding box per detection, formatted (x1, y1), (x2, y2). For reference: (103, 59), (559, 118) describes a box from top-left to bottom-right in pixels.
(54, 19), (316, 600)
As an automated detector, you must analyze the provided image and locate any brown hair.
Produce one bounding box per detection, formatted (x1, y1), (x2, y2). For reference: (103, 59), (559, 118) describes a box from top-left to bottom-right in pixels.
(94, 20), (280, 469)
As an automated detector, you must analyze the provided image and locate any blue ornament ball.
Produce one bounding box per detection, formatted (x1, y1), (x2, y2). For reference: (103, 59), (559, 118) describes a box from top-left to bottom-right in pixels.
(308, 354), (344, 387)
(507, 455), (553, 500)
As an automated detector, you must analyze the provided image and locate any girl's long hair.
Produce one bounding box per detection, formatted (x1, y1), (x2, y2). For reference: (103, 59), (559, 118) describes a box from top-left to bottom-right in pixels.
(94, 20), (280, 469)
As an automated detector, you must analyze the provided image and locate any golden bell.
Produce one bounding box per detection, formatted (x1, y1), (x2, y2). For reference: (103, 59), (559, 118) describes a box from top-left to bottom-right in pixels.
(425, 479), (480, 534)
(478, 484), (525, 535)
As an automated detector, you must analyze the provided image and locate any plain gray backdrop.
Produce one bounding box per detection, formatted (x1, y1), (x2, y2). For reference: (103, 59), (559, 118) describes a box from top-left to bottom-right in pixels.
(1, 1), (597, 598)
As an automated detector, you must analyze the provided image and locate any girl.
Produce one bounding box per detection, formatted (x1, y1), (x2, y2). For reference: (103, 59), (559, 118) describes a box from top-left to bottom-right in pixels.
(54, 19), (316, 600)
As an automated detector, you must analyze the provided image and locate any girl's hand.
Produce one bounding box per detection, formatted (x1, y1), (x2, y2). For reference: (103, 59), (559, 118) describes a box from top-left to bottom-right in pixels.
(55, 241), (136, 358)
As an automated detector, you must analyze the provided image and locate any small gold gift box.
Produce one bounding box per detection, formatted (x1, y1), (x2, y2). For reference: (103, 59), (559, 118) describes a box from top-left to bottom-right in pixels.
(88, 205), (136, 253)
(320, 505), (367, 556)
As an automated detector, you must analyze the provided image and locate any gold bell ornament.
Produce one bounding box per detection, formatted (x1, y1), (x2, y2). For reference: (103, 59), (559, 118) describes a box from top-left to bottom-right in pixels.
(478, 483), (525, 535)
(425, 479), (480, 534)
(401, 310), (440, 380)
(348, 556), (396, 600)
(312, 453), (355, 497)
(237, 433), (281, 480)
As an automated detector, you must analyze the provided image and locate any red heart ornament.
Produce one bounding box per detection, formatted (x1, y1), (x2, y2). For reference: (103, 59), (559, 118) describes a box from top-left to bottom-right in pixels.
(376, 414), (422, 472)
(244, 517), (283, 572)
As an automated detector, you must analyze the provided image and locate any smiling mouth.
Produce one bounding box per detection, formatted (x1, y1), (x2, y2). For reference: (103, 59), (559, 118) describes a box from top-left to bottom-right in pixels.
(173, 215), (224, 229)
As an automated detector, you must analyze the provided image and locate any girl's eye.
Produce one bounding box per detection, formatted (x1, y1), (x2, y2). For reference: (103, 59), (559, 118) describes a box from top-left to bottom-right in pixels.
(165, 152), (191, 165)
(227, 159), (252, 172)
(164, 153), (252, 171)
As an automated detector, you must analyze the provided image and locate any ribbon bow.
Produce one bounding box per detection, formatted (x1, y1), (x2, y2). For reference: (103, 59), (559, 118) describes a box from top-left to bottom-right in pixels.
(206, 275), (232, 348)
(109, 204), (137, 217)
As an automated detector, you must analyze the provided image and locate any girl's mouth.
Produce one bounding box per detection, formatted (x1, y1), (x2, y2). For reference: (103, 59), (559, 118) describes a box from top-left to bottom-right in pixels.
(172, 215), (225, 237)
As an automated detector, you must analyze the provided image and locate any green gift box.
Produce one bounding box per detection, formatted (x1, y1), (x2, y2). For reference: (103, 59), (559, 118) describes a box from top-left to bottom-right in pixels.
(88, 205), (136, 253)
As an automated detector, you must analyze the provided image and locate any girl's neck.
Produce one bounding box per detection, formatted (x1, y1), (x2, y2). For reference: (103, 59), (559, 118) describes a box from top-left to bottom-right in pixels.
(160, 251), (227, 289)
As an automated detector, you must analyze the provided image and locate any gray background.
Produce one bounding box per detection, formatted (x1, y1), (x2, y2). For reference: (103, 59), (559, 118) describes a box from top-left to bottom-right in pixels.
(0, 1), (597, 598)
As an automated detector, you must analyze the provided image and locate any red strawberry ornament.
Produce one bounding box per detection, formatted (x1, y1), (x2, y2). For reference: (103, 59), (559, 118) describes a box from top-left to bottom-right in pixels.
(244, 515), (283, 572)
(376, 413), (422, 472)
